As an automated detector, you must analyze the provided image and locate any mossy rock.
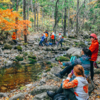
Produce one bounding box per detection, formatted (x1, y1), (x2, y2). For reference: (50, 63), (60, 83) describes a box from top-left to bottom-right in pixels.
(28, 55), (36, 59)
(79, 42), (86, 47)
(99, 40), (100, 44)
(45, 68), (51, 72)
(46, 61), (51, 65)
(55, 56), (70, 62)
(23, 43), (28, 46)
(23, 52), (28, 56)
(15, 56), (23, 61)
(16, 46), (22, 51)
(28, 58), (37, 64)
(61, 66), (66, 69)
(4, 43), (12, 49)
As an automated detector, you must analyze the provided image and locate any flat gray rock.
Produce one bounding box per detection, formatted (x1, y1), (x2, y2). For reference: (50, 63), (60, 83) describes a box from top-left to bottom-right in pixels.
(9, 93), (27, 100)
(31, 85), (58, 95)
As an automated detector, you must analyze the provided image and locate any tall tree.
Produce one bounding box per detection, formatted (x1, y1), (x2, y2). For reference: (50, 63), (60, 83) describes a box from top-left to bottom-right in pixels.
(53, 0), (59, 33)
(23, 0), (27, 43)
(76, 0), (79, 37)
(64, 0), (67, 36)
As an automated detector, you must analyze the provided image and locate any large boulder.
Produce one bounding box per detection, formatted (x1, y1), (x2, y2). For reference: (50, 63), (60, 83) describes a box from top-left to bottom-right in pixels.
(31, 85), (58, 95)
(66, 47), (81, 57)
(0, 92), (8, 97)
(9, 93), (27, 100)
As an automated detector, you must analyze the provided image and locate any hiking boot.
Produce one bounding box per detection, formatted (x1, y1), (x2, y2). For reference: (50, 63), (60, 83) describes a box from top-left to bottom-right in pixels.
(54, 73), (63, 78)
(47, 91), (56, 98)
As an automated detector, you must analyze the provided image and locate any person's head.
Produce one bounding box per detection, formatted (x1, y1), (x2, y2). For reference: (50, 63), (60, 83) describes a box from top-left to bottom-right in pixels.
(81, 47), (92, 56)
(73, 65), (84, 77)
(13, 32), (16, 35)
(45, 30), (47, 32)
(59, 33), (61, 35)
(42, 34), (43, 36)
(90, 33), (97, 42)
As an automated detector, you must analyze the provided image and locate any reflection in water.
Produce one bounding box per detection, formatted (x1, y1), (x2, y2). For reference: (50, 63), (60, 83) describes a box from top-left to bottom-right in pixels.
(0, 64), (41, 92)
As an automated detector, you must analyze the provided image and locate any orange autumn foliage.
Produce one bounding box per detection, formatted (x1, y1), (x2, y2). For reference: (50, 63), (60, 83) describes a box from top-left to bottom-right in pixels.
(0, 9), (31, 37)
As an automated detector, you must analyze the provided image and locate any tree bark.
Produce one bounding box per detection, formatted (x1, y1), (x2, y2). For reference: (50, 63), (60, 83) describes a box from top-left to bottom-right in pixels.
(53, 0), (59, 33)
(23, 0), (27, 43)
(15, 0), (19, 37)
(34, 0), (36, 32)
(76, 0), (79, 37)
(64, 0), (67, 36)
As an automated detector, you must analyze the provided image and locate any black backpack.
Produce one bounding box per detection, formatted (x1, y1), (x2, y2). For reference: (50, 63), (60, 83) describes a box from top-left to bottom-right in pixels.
(53, 93), (68, 100)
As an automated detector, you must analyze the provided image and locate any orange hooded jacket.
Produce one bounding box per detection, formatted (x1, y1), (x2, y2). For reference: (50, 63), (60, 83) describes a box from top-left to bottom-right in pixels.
(89, 40), (99, 61)
(12, 32), (16, 40)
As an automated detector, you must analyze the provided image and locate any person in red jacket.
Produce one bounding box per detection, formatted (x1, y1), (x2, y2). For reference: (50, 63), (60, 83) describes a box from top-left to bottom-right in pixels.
(89, 33), (99, 80)
(51, 32), (55, 45)
(12, 32), (17, 44)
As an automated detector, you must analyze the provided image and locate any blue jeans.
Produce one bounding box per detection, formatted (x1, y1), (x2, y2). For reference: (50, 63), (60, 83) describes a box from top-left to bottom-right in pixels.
(39, 40), (43, 46)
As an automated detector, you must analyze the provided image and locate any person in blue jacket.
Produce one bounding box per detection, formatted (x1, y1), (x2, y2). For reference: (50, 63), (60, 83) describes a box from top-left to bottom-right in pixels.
(39, 34), (45, 46)
(55, 48), (92, 78)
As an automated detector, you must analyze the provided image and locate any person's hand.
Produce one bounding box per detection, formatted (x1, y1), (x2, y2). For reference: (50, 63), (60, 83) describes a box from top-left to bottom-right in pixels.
(68, 73), (73, 78)
(58, 60), (62, 65)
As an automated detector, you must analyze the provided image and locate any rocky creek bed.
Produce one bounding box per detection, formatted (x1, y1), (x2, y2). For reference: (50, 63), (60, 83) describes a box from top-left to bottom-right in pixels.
(0, 33), (100, 100)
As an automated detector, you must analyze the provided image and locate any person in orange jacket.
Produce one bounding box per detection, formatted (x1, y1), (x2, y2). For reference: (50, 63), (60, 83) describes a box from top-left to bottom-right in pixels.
(89, 33), (99, 80)
(51, 32), (55, 45)
(12, 32), (17, 44)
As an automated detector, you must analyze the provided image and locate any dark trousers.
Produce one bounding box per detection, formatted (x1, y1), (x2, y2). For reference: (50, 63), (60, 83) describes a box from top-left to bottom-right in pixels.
(52, 39), (55, 45)
(55, 84), (77, 100)
(57, 40), (63, 47)
(39, 40), (43, 46)
(60, 65), (74, 76)
(90, 61), (94, 80)
(13, 40), (17, 44)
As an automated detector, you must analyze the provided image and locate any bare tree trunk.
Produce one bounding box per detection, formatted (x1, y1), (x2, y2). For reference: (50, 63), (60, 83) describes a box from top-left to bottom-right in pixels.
(68, 0), (70, 36)
(34, 0), (36, 32)
(76, 0), (79, 37)
(53, 0), (59, 33)
(37, 9), (39, 31)
(83, 0), (85, 29)
(31, 0), (34, 28)
(61, 1), (64, 31)
(23, 0), (27, 43)
(15, 0), (19, 37)
(64, 0), (67, 36)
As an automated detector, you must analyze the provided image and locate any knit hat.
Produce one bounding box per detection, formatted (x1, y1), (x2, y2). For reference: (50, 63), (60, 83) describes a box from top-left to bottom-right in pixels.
(90, 33), (97, 39)
(82, 47), (92, 56)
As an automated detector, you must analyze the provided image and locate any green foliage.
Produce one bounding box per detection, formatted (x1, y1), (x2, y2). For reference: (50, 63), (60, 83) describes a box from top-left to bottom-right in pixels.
(4, 43), (12, 49)
(16, 56), (23, 61)
(17, 46), (22, 51)
(28, 58), (37, 64)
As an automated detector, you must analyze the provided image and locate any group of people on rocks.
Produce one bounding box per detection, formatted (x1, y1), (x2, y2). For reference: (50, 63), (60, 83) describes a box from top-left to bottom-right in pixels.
(47, 33), (99, 100)
(39, 30), (64, 47)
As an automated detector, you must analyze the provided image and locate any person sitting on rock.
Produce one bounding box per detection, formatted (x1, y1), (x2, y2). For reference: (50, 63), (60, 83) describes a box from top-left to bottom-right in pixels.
(12, 32), (17, 44)
(47, 65), (89, 100)
(57, 33), (64, 47)
(39, 34), (45, 46)
(55, 48), (91, 78)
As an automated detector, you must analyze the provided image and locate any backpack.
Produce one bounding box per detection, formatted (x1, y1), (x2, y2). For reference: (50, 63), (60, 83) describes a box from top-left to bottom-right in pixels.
(70, 56), (77, 62)
(53, 93), (68, 100)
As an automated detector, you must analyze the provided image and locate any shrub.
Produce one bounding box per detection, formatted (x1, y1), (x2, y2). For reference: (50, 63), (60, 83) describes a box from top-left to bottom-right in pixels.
(16, 56), (23, 61)
(4, 43), (12, 49)
(17, 46), (22, 51)
(28, 58), (37, 64)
